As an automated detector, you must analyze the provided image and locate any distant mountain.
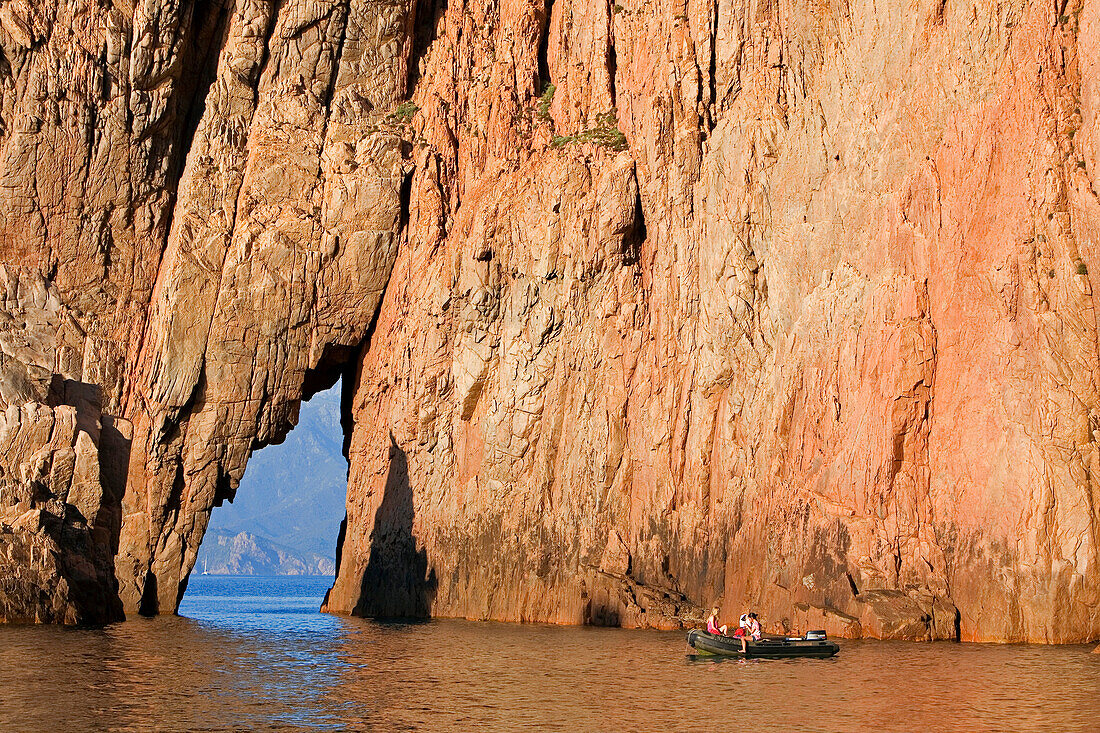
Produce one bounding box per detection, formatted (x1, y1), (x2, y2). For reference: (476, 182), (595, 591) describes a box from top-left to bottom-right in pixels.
(197, 530), (335, 576)
(196, 383), (347, 574)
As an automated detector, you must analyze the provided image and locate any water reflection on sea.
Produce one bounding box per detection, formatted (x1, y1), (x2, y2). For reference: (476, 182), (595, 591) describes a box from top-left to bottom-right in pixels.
(0, 575), (1097, 731)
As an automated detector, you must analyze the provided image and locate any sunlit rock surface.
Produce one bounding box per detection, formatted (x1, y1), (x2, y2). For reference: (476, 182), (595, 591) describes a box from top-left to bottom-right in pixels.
(0, 0), (1098, 642)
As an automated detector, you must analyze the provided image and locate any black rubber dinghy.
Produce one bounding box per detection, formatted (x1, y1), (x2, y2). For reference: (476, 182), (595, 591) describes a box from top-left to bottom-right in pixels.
(686, 629), (839, 659)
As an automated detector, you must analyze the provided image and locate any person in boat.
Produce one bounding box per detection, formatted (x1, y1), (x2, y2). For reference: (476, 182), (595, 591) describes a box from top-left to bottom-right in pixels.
(706, 607), (728, 635)
(747, 612), (762, 640)
(737, 613), (751, 652)
(732, 617), (748, 651)
(737, 612), (762, 653)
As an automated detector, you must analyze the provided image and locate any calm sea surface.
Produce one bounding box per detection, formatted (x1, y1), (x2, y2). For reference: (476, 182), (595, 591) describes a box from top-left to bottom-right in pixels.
(1, 575), (1097, 731)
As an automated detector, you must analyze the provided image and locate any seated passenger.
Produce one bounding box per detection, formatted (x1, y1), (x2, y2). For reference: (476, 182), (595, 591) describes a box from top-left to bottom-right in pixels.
(706, 607), (728, 635)
(748, 612), (762, 640)
(738, 612), (762, 653)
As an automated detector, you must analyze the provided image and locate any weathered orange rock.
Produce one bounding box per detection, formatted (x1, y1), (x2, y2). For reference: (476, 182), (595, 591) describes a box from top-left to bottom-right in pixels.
(0, 0), (1098, 644)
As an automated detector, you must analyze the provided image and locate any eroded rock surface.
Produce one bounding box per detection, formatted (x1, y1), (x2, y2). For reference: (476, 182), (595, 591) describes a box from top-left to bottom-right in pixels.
(0, 269), (124, 622)
(0, 0), (1098, 642)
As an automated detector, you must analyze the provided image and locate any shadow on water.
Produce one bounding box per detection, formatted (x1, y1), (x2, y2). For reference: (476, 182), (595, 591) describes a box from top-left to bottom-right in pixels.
(353, 433), (437, 618)
(684, 652), (840, 666)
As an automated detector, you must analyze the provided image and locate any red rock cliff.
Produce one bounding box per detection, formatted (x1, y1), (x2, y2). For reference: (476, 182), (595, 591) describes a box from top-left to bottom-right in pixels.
(0, 0), (1098, 642)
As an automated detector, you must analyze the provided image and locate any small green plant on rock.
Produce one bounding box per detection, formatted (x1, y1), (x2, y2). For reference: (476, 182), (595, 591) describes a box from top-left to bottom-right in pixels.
(387, 101), (419, 124)
(579, 111), (628, 150)
(552, 111), (628, 152)
(537, 83), (556, 122)
(1077, 262), (1089, 275)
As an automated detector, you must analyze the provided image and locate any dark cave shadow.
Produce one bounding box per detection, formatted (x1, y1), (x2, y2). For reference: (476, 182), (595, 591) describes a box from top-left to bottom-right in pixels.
(46, 376), (128, 622)
(585, 598), (623, 628)
(406, 0), (445, 93)
(353, 433), (437, 618)
(138, 571), (158, 617)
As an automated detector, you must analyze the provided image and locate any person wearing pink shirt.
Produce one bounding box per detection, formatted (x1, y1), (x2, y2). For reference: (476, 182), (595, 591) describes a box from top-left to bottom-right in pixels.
(747, 612), (761, 639)
(706, 607), (728, 635)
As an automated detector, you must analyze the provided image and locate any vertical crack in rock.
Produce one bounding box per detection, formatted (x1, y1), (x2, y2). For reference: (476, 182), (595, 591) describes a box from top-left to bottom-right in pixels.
(408, 0), (445, 94)
(537, 0), (554, 92)
(706, 0), (717, 135)
(169, 0), (234, 204)
(606, 0), (617, 108)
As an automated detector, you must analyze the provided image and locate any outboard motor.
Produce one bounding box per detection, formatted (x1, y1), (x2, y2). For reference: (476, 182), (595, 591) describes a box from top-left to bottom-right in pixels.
(805, 630), (827, 640)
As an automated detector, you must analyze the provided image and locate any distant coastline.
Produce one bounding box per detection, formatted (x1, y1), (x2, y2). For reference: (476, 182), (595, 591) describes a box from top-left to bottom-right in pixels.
(197, 571), (335, 577)
(196, 530), (336, 576)
(198, 567), (334, 572)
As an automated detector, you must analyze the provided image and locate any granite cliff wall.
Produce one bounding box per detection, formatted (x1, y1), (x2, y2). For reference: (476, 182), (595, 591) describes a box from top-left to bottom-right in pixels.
(0, 0), (1098, 642)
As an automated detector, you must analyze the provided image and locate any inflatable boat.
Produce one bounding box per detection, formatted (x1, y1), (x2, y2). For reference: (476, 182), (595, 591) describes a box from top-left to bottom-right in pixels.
(686, 629), (839, 659)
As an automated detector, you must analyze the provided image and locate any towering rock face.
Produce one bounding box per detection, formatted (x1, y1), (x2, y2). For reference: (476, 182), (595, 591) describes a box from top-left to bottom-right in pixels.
(0, 0), (1098, 642)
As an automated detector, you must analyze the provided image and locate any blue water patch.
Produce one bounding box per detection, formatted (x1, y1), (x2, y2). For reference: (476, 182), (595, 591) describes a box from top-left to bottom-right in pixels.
(179, 574), (340, 634)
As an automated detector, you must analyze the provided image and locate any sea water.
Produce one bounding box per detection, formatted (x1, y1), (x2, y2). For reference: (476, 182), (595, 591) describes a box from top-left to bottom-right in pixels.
(1, 575), (1097, 731)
